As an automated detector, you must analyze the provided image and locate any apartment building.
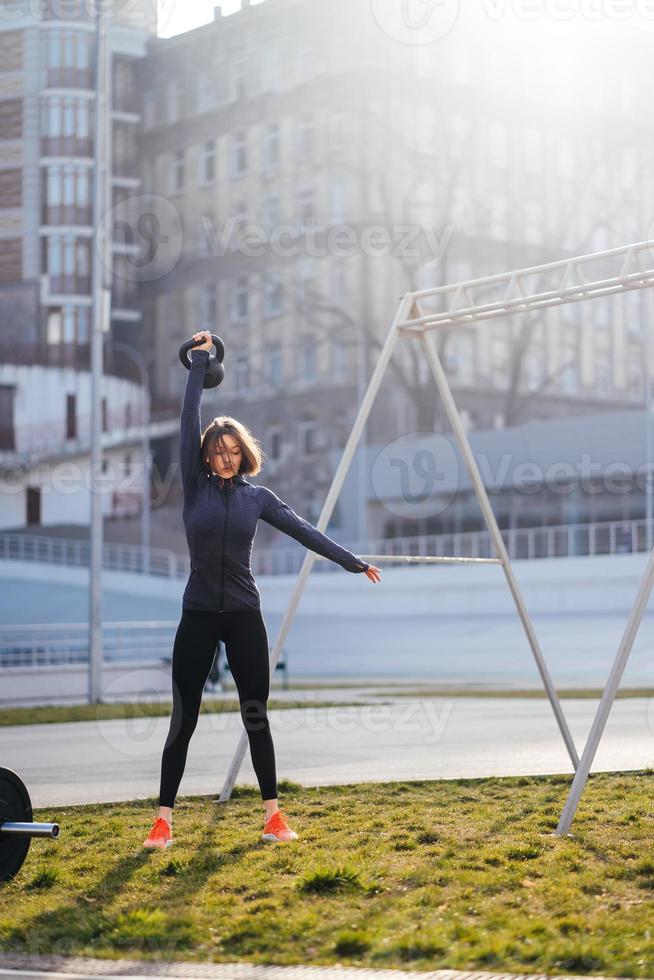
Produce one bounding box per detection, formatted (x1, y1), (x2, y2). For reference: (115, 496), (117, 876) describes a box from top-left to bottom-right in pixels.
(138, 1), (653, 544)
(1, 0), (652, 542)
(0, 0), (157, 528)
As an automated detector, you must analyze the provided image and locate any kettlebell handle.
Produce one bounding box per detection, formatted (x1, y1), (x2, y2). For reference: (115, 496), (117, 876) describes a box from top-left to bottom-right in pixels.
(178, 334), (225, 367)
(178, 334), (226, 390)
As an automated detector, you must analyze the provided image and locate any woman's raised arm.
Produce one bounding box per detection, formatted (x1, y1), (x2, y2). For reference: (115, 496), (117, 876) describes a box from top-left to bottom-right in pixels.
(180, 347), (210, 495)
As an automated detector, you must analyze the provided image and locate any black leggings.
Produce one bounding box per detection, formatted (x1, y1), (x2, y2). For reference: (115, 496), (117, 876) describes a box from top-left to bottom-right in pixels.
(159, 608), (277, 807)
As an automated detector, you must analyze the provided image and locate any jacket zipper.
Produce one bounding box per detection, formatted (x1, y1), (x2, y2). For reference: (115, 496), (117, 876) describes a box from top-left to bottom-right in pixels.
(219, 486), (229, 612)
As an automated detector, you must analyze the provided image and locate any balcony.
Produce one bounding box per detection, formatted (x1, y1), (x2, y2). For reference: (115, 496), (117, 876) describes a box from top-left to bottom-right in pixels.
(113, 91), (141, 116)
(0, 344), (146, 387)
(42, 2), (94, 22)
(44, 68), (94, 91)
(47, 274), (91, 297)
(42, 205), (93, 228)
(41, 136), (93, 159)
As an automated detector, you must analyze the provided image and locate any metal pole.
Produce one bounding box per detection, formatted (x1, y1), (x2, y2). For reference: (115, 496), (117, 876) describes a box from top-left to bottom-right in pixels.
(218, 295), (413, 801)
(418, 317), (579, 770)
(556, 544), (654, 835)
(88, 6), (109, 704)
(644, 289), (653, 552)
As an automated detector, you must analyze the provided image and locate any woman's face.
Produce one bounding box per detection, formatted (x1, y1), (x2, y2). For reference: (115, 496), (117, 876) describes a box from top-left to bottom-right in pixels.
(208, 434), (242, 477)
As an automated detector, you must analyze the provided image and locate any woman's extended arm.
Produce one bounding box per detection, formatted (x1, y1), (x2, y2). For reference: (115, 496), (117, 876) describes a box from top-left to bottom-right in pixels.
(258, 486), (369, 573)
(180, 347), (210, 494)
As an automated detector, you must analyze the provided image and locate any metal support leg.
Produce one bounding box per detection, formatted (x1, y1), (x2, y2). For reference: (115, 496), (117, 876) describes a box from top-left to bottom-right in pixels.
(418, 320), (579, 770)
(218, 295), (414, 801)
(556, 546), (654, 834)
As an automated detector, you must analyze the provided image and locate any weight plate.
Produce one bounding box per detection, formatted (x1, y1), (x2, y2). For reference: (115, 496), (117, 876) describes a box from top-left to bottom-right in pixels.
(0, 767), (32, 882)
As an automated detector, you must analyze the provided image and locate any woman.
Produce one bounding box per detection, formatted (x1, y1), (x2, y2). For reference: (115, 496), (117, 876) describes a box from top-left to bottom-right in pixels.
(144, 330), (381, 850)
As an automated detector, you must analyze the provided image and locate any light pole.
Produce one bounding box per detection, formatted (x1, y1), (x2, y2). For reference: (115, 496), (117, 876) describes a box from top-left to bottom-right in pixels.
(88, 5), (110, 705)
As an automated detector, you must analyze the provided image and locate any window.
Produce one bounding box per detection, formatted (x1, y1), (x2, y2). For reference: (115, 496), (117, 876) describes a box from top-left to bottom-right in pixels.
(66, 393), (76, 440)
(299, 187), (316, 228)
(457, 333), (475, 385)
(561, 364), (578, 393)
(124, 453), (132, 476)
(296, 259), (314, 308)
(197, 74), (214, 113)
(264, 273), (282, 317)
(77, 307), (89, 343)
(596, 355), (612, 395)
(200, 283), (217, 330)
(524, 127), (543, 176)
(261, 48), (280, 93)
(331, 338), (347, 379)
(298, 419), (318, 456)
(524, 200), (542, 244)
(234, 354), (249, 392)
(330, 179), (345, 223)
(172, 149), (185, 192)
(491, 336), (509, 387)
(263, 123), (280, 174)
(232, 60), (246, 102)
(200, 139), (216, 184)
(231, 277), (249, 322)
(267, 426), (282, 460)
(268, 344), (283, 386)
(144, 91), (156, 128)
(263, 195), (281, 234)
(298, 114), (315, 162)
(47, 310), (62, 345)
(330, 113), (346, 150)
(488, 122), (508, 169)
(487, 194), (506, 240)
(231, 130), (248, 177)
(77, 100), (89, 139)
(62, 306), (75, 341)
(101, 396), (108, 433)
(298, 336), (317, 383)
(168, 78), (184, 123)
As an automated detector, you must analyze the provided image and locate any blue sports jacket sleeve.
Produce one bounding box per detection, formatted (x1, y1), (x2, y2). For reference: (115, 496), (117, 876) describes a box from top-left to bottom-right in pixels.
(258, 486), (369, 573)
(180, 347), (210, 495)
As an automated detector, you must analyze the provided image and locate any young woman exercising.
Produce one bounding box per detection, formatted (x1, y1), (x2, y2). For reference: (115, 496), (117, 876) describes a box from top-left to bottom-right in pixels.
(144, 330), (381, 849)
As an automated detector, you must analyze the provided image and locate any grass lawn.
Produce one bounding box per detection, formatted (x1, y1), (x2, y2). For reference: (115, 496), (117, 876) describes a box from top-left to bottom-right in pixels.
(0, 700), (371, 728)
(1, 773), (653, 975)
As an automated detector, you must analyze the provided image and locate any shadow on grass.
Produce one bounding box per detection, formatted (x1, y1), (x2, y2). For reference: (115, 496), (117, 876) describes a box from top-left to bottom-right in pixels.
(4, 791), (264, 962)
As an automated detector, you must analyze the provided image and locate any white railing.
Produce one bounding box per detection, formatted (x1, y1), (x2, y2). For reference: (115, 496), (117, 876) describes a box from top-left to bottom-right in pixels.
(0, 518), (651, 582)
(0, 621), (178, 669)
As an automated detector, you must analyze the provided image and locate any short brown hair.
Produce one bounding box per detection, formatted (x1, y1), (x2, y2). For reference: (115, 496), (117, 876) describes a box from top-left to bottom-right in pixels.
(200, 415), (265, 477)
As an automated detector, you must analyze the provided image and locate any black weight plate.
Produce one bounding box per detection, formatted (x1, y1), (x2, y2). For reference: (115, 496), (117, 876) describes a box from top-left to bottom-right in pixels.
(0, 767), (32, 882)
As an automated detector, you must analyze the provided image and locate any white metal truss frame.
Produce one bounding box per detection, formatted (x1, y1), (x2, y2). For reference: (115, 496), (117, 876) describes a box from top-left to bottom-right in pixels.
(218, 239), (654, 811)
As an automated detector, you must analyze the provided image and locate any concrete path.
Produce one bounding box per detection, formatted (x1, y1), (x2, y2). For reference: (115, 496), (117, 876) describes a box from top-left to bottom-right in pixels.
(0, 955), (649, 980)
(3, 696), (653, 808)
(0, 953), (648, 980)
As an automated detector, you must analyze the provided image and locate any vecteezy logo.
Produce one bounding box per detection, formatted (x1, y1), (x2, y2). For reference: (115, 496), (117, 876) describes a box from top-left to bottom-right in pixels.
(370, 432), (458, 520)
(370, 0), (460, 45)
(97, 193), (183, 283)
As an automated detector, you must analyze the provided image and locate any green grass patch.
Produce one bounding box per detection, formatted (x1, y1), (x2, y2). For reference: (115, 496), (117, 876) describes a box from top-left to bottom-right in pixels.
(1, 773), (653, 974)
(0, 700), (370, 728)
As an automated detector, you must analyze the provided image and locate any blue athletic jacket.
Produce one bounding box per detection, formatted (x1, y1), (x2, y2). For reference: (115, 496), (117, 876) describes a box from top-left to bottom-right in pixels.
(180, 348), (370, 612)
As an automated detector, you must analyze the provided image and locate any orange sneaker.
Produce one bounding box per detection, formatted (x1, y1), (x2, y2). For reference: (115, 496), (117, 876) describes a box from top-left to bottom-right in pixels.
(262, 810), (298, 842)
(143, 816), (173, 850)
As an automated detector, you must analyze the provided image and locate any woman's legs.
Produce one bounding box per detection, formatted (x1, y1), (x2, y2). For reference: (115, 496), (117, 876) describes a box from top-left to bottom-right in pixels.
(159, 609), (220, 814)
(222, 610), (278, 811)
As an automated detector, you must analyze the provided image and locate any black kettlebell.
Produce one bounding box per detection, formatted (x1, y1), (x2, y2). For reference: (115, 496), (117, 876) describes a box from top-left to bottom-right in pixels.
(178, 334), (225, 389)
